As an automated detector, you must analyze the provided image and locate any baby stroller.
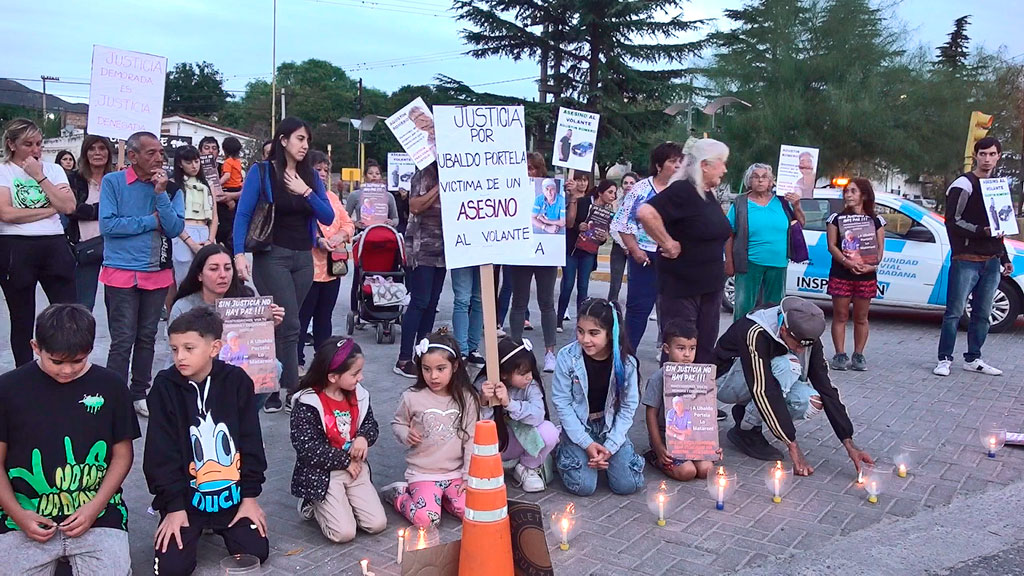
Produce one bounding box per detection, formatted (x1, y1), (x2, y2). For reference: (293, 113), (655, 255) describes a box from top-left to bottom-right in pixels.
(346, 224), (407, 344)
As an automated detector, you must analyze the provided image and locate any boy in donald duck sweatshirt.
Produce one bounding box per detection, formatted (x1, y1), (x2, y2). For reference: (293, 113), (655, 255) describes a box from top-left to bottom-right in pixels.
(144, 307), (269, 576)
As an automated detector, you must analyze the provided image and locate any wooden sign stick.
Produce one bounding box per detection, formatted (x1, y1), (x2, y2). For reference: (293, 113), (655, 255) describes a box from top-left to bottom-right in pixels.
(479, 263), (500, 407)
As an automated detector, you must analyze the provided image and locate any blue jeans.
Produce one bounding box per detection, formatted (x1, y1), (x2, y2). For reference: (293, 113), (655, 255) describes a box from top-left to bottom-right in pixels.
(556, 419), (645, 496)
(105, 284), (168, 401)
(75, 262), (102, 312)
(497, 265), (526, 326)
(938, 257), (1002, 362)
(557, 250), (598, 321)
(625, 251), (658, 351)
(451, 266), (483, 354)
(400, 265), (447, 361)
(718, 355), (820, 429)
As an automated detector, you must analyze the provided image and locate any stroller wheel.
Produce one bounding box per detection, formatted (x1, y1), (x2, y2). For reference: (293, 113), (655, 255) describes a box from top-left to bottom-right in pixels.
(375, 323), (385, 344)
(346, 312), (355, 336)
(387, 330), (396, 344)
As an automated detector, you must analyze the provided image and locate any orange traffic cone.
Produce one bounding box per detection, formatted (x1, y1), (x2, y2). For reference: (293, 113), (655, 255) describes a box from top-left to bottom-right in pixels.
(459, 419), (514, 576)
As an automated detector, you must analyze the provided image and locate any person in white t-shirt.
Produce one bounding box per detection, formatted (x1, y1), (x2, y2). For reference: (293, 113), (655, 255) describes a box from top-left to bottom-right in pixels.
(0, 118), (78, 366)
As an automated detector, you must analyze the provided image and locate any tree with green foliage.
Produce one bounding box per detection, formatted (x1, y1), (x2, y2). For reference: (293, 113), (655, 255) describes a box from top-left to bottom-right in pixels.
(936, 15), (971, 71)
(164, 62), (230, 118)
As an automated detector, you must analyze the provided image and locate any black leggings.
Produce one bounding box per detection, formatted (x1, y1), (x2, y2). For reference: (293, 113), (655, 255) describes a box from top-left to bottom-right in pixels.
(0, 235), (76, 366)
(153, 512), (269, 576)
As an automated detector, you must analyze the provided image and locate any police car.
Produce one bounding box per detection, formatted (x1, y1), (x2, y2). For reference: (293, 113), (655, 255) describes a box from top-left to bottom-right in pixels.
(723, 190), (1024, 332)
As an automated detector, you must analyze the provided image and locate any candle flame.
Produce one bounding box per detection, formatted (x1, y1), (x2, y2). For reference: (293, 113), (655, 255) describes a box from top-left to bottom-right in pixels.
(560, 517), (570, 532)
(717, 466), (725, 476)
(990, 437), (997, 448)
(659, 481), (667, 492)
(398, 528), (405, 538)
(565, 502), (576, 515)
(658, 493), (665, 504)
(360, 559), (369, 569)
(898, 464), (907, 473)
(416, 527), (427, 550)
(774, 469), (782, 480)
(718, 476), (726, 488)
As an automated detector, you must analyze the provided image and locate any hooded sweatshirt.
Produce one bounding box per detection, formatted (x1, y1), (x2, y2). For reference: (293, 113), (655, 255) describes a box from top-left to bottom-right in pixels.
(144, 360), (266, 521)
(712, 306), (854, 445)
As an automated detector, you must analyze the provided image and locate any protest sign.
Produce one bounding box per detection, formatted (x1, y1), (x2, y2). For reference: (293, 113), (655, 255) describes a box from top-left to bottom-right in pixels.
(528, 177), (566, 266)
(360, 182), (390, 226)
(386, 97), (437, 170)
(662, 363), (719, 462)
(387, 152), (416, 192)
(776, 145), (819, 198)
(836, 213), (881, 266)
(199, 155), (225, 201)
(215, 296), (279, 394)
(552, 107), (600, 172)
(574, 203), (614, 255)
(87, 45), (167, 141)
(980, 177), (1019, 236)
(433, 105), (535, 269)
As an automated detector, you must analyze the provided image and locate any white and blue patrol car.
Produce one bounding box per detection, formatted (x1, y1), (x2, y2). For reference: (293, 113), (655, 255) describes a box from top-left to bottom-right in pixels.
(723, 190), (1024, 332)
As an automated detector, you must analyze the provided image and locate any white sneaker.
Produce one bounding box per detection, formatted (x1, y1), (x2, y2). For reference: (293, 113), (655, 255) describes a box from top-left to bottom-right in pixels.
(297, 498), (315, 521)
(513, 463), (546, 493)
(380, 481), (408, 506)
(543, 351), (556, 373)
(134, 399), (149, 418)
(933, 360), (952, 376)
(964, 359), (1002, 376)
(496, 326), (507, 337)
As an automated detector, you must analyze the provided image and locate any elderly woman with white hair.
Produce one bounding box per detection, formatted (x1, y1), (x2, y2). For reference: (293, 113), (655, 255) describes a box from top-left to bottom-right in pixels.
(636, 139), (733, 364)
(724, 164), (805, 320)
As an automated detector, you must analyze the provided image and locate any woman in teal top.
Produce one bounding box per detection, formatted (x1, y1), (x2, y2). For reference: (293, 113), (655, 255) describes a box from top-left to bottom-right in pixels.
(724, 163), (805, 320)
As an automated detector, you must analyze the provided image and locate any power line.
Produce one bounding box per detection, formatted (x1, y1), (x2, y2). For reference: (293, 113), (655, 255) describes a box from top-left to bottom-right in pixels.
(301, 0), (455, 18)
(470, 75), (539, 88)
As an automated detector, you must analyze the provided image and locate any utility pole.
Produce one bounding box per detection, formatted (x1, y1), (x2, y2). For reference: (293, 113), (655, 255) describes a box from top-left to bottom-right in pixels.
(40, 75), (59, 132)
(271, 0), (278, 134)
(357, 79), (364, 179)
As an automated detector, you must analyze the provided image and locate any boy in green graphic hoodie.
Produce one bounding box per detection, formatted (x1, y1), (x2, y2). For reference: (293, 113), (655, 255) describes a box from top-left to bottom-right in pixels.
(145, 307), (269, 575)
(0, 304), (139, 574)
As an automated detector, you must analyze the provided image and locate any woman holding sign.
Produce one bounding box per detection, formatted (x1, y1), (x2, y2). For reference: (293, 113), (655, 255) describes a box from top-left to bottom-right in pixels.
(234, 117), (336, 413)
(825, 179), (885, 372)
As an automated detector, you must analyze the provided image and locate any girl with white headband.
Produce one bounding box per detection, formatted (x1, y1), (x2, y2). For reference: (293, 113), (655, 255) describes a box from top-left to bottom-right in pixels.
(383, 329), (480, 527)
(474, 337), (559, 493)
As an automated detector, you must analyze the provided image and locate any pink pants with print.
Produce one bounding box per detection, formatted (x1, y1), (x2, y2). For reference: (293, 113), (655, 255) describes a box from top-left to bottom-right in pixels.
(394, 479), (465, 527)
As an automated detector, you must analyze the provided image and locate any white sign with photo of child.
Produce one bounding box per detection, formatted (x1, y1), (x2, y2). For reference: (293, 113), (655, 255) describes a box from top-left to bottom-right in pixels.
(980, 177), (1019, 236)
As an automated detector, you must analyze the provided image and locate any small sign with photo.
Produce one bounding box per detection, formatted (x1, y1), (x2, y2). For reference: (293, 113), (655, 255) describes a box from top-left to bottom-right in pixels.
(662, 363), (719, 462)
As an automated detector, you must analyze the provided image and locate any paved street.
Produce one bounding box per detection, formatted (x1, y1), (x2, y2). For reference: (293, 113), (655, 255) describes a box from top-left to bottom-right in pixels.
(2, 276), (1022, 575)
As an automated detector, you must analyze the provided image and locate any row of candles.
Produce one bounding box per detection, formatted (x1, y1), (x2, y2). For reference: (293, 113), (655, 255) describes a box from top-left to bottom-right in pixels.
(551, 424), (1010, 551)
(356, 426), (1011, 567)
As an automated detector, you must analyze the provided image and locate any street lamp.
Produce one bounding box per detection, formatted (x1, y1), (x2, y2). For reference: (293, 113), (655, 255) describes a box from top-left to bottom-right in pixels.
(40, 75), (59, 130)
(702, 96), (752, 132)
(337, 115), (385, 178)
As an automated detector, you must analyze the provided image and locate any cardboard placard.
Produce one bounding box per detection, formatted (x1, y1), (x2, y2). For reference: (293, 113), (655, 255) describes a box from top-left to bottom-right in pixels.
(199, 154), (225, 200)
(433, 105), (535, 269)
(836, 213), (881, 265)
(360, 182), (390, 226)
(663, 363), (719, 461)
(776, 145), (819, 199)
(528, 177), (566, 266)
(388, 152), (416, 192)
(401, 540), (461, 576)
(215, 296), (279, 394)
(508, 500), (554, 576)
(552, 107), (600, 172)
(87, 45), (167, 141)
(574, 203), (614, 254)
(386, 97), (437, 170)
(980, 177), (1019, 236)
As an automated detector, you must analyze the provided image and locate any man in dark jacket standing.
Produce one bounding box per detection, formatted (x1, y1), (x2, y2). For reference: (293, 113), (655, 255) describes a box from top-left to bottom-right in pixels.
(713, 297), (873, 476)
(934, 137), (1013, 377)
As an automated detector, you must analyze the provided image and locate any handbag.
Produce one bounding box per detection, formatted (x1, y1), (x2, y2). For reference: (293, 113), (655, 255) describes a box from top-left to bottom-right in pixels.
(781, 199), (809, 263)
(244, 162), (275, 252)
(73, 236), (104, 266)
(327, 250), (349, 277)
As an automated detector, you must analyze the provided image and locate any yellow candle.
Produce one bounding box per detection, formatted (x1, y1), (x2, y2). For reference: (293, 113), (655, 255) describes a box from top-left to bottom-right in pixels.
(897, 464), (907, 478)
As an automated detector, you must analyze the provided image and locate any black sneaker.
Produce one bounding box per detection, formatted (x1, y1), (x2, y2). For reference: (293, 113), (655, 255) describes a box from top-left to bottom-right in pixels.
(731, 403), (745, 424)
(394, 361), (417, 379)
(263, 392), (283, 414)
(727, 425), (784, 461)
(465, 351), (486, 367)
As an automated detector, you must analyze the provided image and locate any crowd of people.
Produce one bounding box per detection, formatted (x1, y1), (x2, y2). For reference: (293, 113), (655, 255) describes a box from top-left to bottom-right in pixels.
(0, 113), (1014, 574)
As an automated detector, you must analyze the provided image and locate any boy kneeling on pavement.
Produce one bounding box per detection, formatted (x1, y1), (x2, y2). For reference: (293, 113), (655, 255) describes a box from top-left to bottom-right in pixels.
(0, 304), (140, 574)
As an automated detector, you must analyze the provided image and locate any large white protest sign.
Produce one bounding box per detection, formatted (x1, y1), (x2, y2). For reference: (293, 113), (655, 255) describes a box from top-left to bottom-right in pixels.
(552, 107), (600, 172)
(776, 145), (819, 198)
(385, 97), (437, 170)
(87, 45), (167, 141)
(387, 152), (416, 192)
(980, 178), (1019, 236)
(433, 105), (535, 269)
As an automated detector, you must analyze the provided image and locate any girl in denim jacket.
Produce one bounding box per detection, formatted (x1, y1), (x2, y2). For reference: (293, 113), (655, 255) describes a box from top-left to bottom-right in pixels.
(552, 298), (645, 496)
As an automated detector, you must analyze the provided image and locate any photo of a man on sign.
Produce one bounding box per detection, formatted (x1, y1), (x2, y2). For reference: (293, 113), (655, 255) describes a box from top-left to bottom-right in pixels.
(532, 178), (565, 235)
(408, 106), (436, 152)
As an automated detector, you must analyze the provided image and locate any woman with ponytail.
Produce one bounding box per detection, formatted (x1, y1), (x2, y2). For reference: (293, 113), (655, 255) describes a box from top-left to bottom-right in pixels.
(551, 298), (644, 496)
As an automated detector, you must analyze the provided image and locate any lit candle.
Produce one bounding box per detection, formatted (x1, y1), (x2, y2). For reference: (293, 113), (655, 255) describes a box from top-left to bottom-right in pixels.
(772, 461), (783, 503)
(360, 559), (374, 576)
(657, 493), (666, 526)
(416, 527), (427, 550)
(857, 470), (864, 484)
(988, 436), (997, 458)
(868, 482), (878, 504)
(397, 529), (405, 565)
(559, 516), (570, 551)
(716, 467), (726, 510)
(897, 463), (907, 478)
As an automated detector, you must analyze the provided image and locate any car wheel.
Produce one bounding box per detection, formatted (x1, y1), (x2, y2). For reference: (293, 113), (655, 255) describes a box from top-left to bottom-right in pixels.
(962, 279), (1021, 333)
(722, 276), (735, 313)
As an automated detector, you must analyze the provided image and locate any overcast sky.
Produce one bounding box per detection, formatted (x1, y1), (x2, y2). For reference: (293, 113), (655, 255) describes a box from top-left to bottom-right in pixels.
(2, 0), (1021, 106)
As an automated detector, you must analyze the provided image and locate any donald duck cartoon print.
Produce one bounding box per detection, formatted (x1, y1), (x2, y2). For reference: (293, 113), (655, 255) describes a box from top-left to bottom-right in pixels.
(188, 377), (243, 513)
